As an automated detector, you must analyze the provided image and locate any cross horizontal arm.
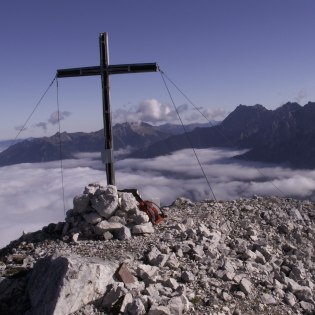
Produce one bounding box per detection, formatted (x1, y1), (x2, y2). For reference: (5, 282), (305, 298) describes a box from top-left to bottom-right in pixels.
(57, 66), (100, 78)
(108, 63), (159, 75)
(57, 63), (159, 78)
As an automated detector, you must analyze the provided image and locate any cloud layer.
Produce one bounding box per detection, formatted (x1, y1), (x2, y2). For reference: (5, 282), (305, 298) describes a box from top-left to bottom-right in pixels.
(34, 110), (72, 132)
(48, 110), (71, 125)
(1, 148), (315, 248)
(113, 99), (226, 124)
(13, 111), (73, 135)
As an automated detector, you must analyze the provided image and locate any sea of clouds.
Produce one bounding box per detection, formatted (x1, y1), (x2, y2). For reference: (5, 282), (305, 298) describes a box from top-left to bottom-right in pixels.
(112, 99), (226, 124)
(1, 148), (315, 248)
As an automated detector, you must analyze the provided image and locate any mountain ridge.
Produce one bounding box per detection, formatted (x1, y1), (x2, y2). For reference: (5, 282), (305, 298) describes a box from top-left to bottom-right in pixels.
(0, 122), (212, 167)
(131, 102), (315, 169)
(1, 102), (315, 168)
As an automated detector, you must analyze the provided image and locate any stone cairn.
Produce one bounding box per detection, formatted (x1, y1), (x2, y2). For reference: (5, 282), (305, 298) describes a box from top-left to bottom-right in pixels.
(61, 183), (155, 242)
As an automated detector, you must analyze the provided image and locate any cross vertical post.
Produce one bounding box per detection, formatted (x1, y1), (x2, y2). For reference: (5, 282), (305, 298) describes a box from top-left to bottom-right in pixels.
(56, 32), (159, 186)
(100, 33), (115, 185)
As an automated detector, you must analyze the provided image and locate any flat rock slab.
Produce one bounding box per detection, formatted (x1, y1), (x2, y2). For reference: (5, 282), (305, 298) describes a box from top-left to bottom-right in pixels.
(26, 253), (118, 315)
(94, 221), (123, 235)
(132, 222), (155, 235)
(115, 263), (135, 284)
(239, 278), (253, 296)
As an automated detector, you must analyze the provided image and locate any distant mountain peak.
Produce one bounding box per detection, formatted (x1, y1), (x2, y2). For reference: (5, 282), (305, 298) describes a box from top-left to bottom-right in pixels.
(276, 102), (301, 112)
(236, 104), (267, 111)
(50, 131), (72, 142)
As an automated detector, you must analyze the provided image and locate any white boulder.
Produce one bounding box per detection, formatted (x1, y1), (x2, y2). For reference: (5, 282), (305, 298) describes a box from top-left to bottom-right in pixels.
(132, 222), (155, 235)
(26, 253), (117, 315)
(119, 192), (139, 212)
(91, 185), (118, 219)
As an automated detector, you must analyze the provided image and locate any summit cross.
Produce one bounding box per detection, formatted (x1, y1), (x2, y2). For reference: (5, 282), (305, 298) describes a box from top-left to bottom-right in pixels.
(57, 32), (159, 186)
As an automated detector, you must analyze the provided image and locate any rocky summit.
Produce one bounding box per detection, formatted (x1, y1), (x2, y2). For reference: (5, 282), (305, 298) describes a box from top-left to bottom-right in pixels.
(0, 184), (315, 315)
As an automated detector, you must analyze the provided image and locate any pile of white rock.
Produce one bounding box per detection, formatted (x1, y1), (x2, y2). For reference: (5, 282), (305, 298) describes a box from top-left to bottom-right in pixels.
(61, 183), (155, 241)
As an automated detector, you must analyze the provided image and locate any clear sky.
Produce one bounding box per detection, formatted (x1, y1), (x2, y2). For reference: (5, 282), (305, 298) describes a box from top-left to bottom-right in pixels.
(1, 0), (315, 140)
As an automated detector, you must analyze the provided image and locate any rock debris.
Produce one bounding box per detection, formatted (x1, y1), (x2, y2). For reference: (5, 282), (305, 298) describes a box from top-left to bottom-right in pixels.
(0, 184), (315, 315)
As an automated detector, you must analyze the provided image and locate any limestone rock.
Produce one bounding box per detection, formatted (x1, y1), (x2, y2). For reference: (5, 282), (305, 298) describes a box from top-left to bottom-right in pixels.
(137, 264), (159, 285)
(26, 253), (117, 315)
(82, 212), (102, 225)
(300, 301), (315, 313)
(260, 293), (277, 305)
(243, 249), (256, 261)
(239, 278), (253, 296)
(127, 298), (146, 315)
(94, 220), (123, 235)
(284, 292), (297, 307)
(286, 277), (302, 293)
(72, 233), (79, 243)
(115, 263), (135, 284)
(115, 226), (131, 240)
(146, 246), (169, 267)
(192, 245), (204, 256)
(148, 305), (171, 315)
(91, 185), (118, 219)
(208, 230), (221, 249)
(289, 208), (304, 221)
(168, 296), (185, 314)
(73, 194), (90, 213)
(103, 231), (114, 240)
(144, 284), (160, 298)
(84, 182), (99, 196)
(108, 215), (127, 225)
(101, 282), (126, 309)
(198, 223), (211, 237)
(132, 222), (155, 235)
(120, 292), (133, 313)
(166, 252), (179, 269)
(120, 192), (138, 212)
(164, 277), (179, 290)
(132, 209), (150, 224)
(167, 295), (190, 314)
(181, 271), (195, 283)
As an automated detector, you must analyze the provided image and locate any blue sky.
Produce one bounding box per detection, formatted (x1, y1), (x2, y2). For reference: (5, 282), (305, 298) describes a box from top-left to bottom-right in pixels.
(1, 0), (315, 140)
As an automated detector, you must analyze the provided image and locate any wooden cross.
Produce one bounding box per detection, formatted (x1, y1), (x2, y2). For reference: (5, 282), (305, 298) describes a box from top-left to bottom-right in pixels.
(57, 32), (159, 186)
